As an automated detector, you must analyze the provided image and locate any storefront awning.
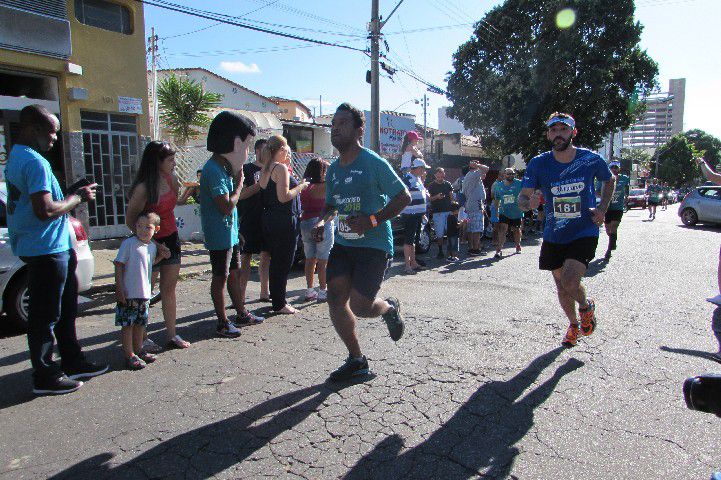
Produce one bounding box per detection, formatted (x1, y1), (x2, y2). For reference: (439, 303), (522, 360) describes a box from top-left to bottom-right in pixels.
(210, 108), (282, 135)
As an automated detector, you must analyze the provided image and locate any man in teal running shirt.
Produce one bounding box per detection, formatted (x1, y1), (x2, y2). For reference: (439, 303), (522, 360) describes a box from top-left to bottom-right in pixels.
(603, 161), (630, 260)
(646, 178), (662, 220)
(312, 103), (411, 381)
(492, 167), (524, 257)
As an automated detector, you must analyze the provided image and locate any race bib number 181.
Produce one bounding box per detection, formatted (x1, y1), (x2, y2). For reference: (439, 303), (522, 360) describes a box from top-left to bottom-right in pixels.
(553, 196), (582, 219)
(337, 214), (364, 240)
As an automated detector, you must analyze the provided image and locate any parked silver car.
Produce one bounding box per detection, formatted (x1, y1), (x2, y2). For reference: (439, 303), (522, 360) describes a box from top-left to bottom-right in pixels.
(678, 185), (721, 226)
(0, 184), (94, 330)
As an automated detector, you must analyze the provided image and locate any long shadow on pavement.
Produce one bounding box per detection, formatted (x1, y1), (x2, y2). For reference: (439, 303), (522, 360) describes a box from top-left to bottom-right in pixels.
(344, 347), (583, 480)
(0, 309), (220, 409)
(660, 345), (721, 363)
(46, 378), (369, 480)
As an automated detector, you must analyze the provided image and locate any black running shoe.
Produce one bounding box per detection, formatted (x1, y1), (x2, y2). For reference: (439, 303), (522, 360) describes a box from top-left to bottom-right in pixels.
(329, 355), (369, 382)
(382, 297), (404, 341)
(33, 375), (83, 395)
(63, 360), (109, 380)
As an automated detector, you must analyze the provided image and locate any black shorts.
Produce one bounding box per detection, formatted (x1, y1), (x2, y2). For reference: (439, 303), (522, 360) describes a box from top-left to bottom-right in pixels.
(239, 220), (265, 254)
(604, 209), (623, 223)
(153, 231), (181, 271)
(209, 244), (241, 277)
(401, 214), (423, 245)
(327, 244), (390, 300)
(539, 236), (598, 271)
(498, 215), (522, 227)
(648, 200), (661, 206)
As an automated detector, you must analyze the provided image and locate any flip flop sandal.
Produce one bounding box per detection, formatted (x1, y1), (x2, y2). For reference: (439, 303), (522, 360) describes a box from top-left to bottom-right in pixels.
(138, 352), (157, 364)
(126, 355), (146, 370)
(165, 335), (191, 350)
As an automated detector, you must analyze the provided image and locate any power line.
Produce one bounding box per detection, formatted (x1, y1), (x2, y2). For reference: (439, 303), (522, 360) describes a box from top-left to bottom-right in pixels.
(134, 0), (368, 53)
(163, 44), (320, 59)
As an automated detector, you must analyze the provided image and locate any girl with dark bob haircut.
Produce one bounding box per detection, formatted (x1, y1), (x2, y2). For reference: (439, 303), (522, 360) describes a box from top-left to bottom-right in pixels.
(206, 110), (256, 154)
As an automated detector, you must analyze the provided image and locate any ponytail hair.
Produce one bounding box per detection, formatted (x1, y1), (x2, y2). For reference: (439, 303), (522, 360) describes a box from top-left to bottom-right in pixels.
(261, 135), (289, 173)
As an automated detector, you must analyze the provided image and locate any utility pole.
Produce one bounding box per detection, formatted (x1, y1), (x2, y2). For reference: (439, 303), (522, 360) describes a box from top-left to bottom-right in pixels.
(370, 0), (380, 153)
(369, 0), (404, 154)
(319, 95), (322, 117)
(148, 27), (159, 140)
(422, 94), (428, 157)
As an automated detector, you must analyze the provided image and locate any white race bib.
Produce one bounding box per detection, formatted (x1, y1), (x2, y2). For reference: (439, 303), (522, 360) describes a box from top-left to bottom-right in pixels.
(337, 214), (364, 240)
(553, 196), (582, 219)
(503, 194), (515, 205)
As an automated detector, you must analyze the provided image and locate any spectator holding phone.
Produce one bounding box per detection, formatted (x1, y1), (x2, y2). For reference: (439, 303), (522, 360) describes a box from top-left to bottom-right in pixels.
(5, 105), (108, 395)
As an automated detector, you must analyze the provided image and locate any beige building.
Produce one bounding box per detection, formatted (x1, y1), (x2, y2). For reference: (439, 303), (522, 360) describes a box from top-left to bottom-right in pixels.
(270, 97), (313, 123)
(622, 78), (686, 150)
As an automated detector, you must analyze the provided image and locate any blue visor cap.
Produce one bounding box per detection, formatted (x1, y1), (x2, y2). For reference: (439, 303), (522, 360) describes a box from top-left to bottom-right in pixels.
(546, 116), (576, 129)
(609, 161), (621, 168)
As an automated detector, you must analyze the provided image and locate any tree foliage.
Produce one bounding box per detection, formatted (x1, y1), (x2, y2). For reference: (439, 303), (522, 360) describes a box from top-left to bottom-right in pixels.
(446, 0), (658, 159)
(619, 147), (650, 174)
(157, 74), (222, 145)
(657, 130), (721, 186)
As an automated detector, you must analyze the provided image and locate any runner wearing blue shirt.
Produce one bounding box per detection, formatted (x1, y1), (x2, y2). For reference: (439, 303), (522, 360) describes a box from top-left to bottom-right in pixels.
(492, 168), (524, 257)
(6, 105), (108, 395)
(519, 112), (616, 348)
(311, 103), (411, 381)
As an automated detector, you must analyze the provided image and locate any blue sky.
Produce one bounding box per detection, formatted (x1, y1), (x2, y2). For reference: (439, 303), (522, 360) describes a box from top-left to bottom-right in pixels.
(144, 0), (721, 139)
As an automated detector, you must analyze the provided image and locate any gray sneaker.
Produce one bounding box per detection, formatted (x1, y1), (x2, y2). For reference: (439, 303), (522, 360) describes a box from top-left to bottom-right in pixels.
(382, 297), (404, 341)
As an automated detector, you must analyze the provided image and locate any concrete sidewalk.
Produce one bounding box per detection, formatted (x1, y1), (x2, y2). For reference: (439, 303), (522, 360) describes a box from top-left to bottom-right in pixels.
(88, 238), (212, 293)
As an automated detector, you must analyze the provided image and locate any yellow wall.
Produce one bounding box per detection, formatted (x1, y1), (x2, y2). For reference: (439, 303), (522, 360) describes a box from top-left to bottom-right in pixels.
(0, 0), (149, 135)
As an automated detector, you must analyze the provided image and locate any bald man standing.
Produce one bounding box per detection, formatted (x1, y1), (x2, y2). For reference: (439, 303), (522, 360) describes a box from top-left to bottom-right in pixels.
(6, 105), (108, 395)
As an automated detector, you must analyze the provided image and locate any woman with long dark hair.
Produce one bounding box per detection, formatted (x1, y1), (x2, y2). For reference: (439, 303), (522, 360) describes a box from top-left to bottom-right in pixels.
(126, 141), (190, 350)
(300, 157), (333, 301)
(258, 135), (309, 314)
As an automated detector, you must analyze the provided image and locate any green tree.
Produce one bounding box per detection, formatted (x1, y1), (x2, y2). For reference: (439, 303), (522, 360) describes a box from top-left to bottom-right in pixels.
(157, 74), (222, 145)
(657, 130), (721, 186)
(446, 0), (658, 159)
(619, 147), (651, 175)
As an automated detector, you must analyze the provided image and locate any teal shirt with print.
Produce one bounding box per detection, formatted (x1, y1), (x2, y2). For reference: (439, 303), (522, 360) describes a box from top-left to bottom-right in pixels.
(647, 184), (663, 202)
(492, 178), (524, 219)
(325, 148), (405, 255)
(609, 174), (630, 211)
(199, 158), (238, 251)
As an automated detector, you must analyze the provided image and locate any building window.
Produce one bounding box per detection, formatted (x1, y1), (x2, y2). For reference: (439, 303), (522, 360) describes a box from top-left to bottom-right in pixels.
(74, 0), (132, 34)
(283, 125), (314, 153)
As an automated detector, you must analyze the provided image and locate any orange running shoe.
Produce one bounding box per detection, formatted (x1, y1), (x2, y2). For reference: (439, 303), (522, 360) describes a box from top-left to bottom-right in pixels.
(562, 324), (579, 348)
(579, 299), (596, 336)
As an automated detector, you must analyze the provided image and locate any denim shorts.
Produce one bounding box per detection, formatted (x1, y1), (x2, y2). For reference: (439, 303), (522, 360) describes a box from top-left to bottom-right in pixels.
(432, 211), (450, 238)
(467, 211), (484, 233)
(115, 299), (150, 327)
(300, 218), (334, 260)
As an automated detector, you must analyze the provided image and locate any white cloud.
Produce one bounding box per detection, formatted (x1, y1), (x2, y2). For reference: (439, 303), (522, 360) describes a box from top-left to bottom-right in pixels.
(219, 61), (261, 74)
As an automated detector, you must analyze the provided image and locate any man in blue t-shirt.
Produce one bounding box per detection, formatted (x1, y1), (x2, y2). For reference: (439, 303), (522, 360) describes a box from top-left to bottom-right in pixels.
(492, 167), (524, 257)
(311, 103), (411, 381)
(200, 110), (258, 339)
(5, 105), (108, 395)
(519, 112), (615, 348)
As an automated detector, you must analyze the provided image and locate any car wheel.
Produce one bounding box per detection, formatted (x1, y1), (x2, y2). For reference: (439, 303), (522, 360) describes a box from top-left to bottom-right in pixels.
(681, 208), (698, 226)
(416, 227), (431, 254)
(4, 270), (29, 331)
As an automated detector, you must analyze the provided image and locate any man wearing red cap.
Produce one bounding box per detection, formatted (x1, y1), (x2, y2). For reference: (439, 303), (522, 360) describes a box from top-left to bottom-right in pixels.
(519, 112), (615, 348)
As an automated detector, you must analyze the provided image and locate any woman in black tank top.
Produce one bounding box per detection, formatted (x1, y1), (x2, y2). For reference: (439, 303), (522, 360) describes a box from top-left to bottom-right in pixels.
(258, 135), (309, 313)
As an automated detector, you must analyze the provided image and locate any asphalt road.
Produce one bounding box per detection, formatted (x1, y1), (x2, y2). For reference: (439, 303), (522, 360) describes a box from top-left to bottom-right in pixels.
(1, 205), (720, 479)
